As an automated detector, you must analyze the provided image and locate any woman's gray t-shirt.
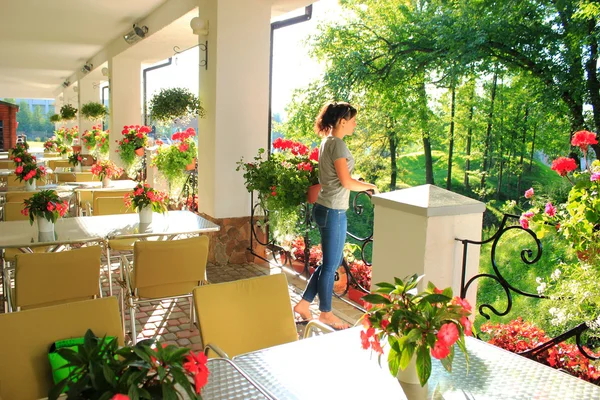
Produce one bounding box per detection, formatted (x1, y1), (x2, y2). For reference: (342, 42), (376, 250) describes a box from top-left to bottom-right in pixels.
(316, 136), (354, 210)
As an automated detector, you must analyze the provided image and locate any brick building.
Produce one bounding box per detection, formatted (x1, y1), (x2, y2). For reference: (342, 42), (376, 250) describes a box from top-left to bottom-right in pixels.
(0, 100), (19, 151)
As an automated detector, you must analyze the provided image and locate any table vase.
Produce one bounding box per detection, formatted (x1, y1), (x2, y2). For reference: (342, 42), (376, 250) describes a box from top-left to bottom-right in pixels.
(37, 217), (54, 233)
(25, 179), (36, 192)
(102, 177), (111, 188)
(74, 164), (82, 172)
(139, 206), (153, 224)
(397, 357), (428, 400)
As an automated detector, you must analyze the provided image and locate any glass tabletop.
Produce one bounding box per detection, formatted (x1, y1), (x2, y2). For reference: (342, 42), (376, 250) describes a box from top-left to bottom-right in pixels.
(70, 180), (137, 190)
(201, 358), (273, 400)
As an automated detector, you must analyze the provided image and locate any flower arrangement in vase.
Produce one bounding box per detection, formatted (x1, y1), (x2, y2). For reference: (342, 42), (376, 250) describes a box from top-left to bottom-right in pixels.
(91, 159), (123, 188)
(9, 142), (29, 160)
(152, 127), (197, 188)
(67, 152), (85, 171)
(124, 183), (168, 223)
(43, 138), (58, 152)
(116, 125), (151, 172)
(14, 152), (46, 190)
(82, 125), (110, 159)
(21, 189), (69, 232)
(361, 274), (472, 387)
(236, 138), (319, 245)
(48, 329), (208, 400)
(55, 126), (78, 146)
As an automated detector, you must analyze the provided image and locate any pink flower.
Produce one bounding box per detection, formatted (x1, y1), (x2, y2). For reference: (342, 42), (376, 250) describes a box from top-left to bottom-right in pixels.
(523, 211), (535, 219)
(591, 172), (600, 182)
(524, 188), (534, 199)
(452, 296), (472, 312)
(545, 202), (556, 217)
(47, 202), (55, 212)
(520, 217), (529, 229)
(15, 166), (23, 174)
(431, 340), (451, 359)
(111, 395), (130, 400)
(461, 316), (473, 336)
(437, 323), (459, 346)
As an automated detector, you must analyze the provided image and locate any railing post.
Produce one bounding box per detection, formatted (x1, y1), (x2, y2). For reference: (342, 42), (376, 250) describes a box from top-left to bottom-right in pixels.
(371, 185), (485, 308)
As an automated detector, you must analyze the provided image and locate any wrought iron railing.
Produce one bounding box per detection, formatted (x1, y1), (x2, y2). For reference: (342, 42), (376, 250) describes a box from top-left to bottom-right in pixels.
(457, 213), (598, 360)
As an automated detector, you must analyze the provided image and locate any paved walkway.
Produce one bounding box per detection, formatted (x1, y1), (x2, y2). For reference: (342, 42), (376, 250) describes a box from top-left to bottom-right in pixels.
(98, 260), (365, 349)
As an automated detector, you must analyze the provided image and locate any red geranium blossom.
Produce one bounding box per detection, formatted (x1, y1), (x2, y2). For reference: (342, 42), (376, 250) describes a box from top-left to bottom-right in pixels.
(551, 157), (577, 176)
(437, 323), (459, 346)
(571, 130), (598, 152)
(183, 351), (210, 394)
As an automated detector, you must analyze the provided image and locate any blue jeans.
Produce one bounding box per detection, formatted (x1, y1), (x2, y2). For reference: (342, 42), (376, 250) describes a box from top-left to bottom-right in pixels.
(302, 203), (347, 312)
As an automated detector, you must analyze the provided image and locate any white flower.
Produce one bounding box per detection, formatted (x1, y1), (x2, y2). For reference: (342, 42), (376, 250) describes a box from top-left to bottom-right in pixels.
(550, 269), (561, 281)
(536, 277), (543, 284)
(537, 282), (547, 295)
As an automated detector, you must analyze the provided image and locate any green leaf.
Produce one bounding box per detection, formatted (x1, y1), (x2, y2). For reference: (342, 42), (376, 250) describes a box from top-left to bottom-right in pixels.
(361, 293), (391, 304)
(387, 346), (400, 376)
(421, 293), (451, 304)
(162, 382), (178, 400)
(405, 328), (422, 343)
(415, 346), (432, 387)
(102, 363), (116, 385)
(375, 282), (396, 290)
(440, 345), (455, 372)
(399, 343), (416, 371)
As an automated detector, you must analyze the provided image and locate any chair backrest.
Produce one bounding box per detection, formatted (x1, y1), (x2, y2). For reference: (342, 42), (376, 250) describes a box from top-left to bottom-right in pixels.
(49, 160), (71, 170)
(14, 246), (102, 310)
(0, 160), (14, 169)
(75, 172), (95, 182)
(3, 202), (28, 221)
(133, 236), (209, 298)
(6, 175), (22, 188)
(93, 190), (131, 213)
(0, 297), (123, 400)
(56, 172), (76, 183)
(5, 190), (56, 203)
(94, 196), (134, 216)
(193, 273), (298, 358)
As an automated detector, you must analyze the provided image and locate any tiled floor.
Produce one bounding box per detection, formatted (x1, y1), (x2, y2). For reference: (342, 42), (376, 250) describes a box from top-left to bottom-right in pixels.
(98, 259), (365, 349)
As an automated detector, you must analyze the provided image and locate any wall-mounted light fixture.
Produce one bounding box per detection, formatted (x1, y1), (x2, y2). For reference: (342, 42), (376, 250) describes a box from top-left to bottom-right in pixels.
(190, 17), (209, 36)
(123, 24), (149, 45)
(101, 67), (109, 77)
(81, 62), (93, 73)
(62, 80), (70, 88)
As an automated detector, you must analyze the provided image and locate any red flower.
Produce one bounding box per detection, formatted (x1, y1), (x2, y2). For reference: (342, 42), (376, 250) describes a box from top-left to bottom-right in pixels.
(309, 147), (319, 161)
(431, 339), (451, 359)
(111, 395), (130, 400)
(183, 351), (210, 393)
(360, 327), (375, 349)
(551, 157), (577, 176)
(433, 287), (443, 294)
(437, 323), (459, 346)
(452, 296), (472, 312)
(460, 316), (473, 336)
(381, 319), (390, 330)
(47, 202), (55, 212)
(15, 166), (23, 174)
(14, 157), (21, 163)
(571, 130), (597, 152)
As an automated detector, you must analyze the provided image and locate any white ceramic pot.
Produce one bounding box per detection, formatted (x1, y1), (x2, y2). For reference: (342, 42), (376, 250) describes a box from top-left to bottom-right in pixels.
(397, 356), (428, 400)
(139, 206), (153, 224)
(37, 217), (54, 233)
(102, 177), (111, 188)
(74, 164), (82, 172)
(25, 179), (36, 192)
(396, 356), (421, 385)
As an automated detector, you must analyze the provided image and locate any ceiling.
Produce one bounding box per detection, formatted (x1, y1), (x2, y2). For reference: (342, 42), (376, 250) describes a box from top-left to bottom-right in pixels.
(0, 0), (314, 100)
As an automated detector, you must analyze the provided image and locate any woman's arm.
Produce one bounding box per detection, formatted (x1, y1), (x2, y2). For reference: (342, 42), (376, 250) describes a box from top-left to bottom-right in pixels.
(334, 158), (378, 193)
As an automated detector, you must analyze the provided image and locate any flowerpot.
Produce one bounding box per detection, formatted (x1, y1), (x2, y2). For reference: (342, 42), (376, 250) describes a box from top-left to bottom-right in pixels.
(37, 217), (54, 233)
(62, 154), (68, 159)
(397, 355), (421, 385)
(74, 164), (82, 173)
(307, 183), (321, 204)
(38, 231), (56, 242)
(72, 145), (82, 153)
(139, 206), (153, 224)
(292, 259), (306, 274)
(348, 287), (367, 306)
(186, 158), (197, 171)
(25, 179), (36, 192)
(102, 177), (111, 188)
(135, 147), (145, 156)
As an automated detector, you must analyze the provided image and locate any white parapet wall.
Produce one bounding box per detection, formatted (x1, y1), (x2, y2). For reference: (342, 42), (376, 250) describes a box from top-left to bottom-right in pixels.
(371, 185), (486, 310)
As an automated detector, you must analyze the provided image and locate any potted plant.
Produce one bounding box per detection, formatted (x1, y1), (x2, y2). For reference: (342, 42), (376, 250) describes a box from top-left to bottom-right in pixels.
(152, 127), (197, 190)
(67, 152), (85, 172)
(49, 114), (62, 123)
(9, 142), (29, 160)
(116, 125), (151, 174)
(48, 329), (208, 400)
(236, 138), (319, 246)
(82, 125), (110, 159)
(361, 274), (472, 387)
(14, 152), (46, 191)
(148, 87), (206, 124)
(80, 101), (108, 121)
(43, 138), (58, 152)
(124, 183), (168, 224)
(21, 189), (69, 232)
(60, 104), (78, 121)
(348, 260), (372, 306)
(91, 159), (123, 188)
(55, 126), (77, 147)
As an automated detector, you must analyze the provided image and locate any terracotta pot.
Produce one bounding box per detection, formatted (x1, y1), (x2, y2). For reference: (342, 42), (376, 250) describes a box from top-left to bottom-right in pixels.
(135, 147), (145, 156)
(307, 183), (321, 204)
(292, 260), (306, 274)
(186, 158), (197, 171)
(72, 145), (82, 153)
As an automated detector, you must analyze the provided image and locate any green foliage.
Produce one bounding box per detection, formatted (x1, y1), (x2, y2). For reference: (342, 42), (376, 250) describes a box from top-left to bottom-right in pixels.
(49, 114), (62, 123)
(124, 183), (169, 213)
(80, 102), (108, 121)
(149, 87), (205, 124)
(60, 104), (78, 121)
(67, 152), (84, 167)
(117, 126), (150, 174)
(48, 329), (205, 400)
(81, 125), (109, 158)
(152, 128), (197, 188)
(22, 190), (68, 225)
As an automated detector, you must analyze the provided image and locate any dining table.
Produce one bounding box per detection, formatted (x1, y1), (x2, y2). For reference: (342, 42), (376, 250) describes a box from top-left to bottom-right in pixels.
(231, 327), (600, 400)
(200, 358), (274, 400)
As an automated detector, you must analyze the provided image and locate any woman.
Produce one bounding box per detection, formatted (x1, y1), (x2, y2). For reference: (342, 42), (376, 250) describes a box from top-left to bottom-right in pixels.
(293, 102), (378, 330)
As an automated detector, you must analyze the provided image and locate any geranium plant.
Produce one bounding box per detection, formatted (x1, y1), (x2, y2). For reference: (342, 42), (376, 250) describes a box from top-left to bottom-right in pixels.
(91, 159), (123, 181)
(55, 126), (78, 146)
(117, 125), (151, 170)
(152, 127), (197, 186)
(9, 142), (29, 159)
(82, 125), (110, 158)
(236, 138), (319, 245)
(14, 154), (46, 183)
(124, 183), (168, 213)
(21, 189), (68, 224)
(361, 274), (472, 386)
(48, 329), (208, 400)
(44, 138), (58, 152)
(349, 260), (372, 291)
(67, 152), (85, 167)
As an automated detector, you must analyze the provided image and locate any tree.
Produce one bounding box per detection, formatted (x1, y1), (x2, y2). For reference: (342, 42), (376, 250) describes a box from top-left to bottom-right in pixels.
(16, 101), (32, 134)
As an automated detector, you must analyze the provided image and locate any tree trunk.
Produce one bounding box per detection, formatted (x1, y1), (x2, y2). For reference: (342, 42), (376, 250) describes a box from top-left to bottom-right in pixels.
(480, 72), (498, 198)
(464, 85), (475, 191)
(446, 76), (456, 190)
(585, 17), (600, 160)
(418, 79), (435, 184)
(529, 123), (537, 172)
(389, 130), (398, 191)
(517, 106), (528, 196)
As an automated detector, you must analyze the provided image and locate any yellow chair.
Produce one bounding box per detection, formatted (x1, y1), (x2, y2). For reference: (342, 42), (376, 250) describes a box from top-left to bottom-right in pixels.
(2, 202), (28, 221)
(122, 236), (209, 344)
(48, 160), (71, 170)
(0, 160), (14, 169)
(75, 172), (96, 182)
(192, 274), (333, 359)
(94, 197), (134, 216)
(4, 190), (57, 203)
(56, 172), (76, 183)
(7, 246), (102, 312)
(0, 297), (123, 400)
(6, 175), (22, 188)
(92, 190), (131, 215)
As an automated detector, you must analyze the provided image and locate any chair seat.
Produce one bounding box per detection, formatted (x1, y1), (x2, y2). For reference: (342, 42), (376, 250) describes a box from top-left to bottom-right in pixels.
(108, 238), (136, 251)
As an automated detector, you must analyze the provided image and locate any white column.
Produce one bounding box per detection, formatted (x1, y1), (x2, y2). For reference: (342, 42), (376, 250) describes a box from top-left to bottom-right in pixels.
(78, 77), (100, 155)
(108, 55), (142, 166)
(197, 0), (270, 218)
(371, 185), (486, 309)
